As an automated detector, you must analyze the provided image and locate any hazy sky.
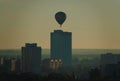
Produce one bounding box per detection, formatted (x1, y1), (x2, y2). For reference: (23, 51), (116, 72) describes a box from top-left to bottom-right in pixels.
(0, 0), (120, 49)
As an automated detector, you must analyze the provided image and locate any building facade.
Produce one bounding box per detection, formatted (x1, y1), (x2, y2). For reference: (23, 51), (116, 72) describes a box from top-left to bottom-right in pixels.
(22, 43), (41, 73)
(50, 30), (72, 66)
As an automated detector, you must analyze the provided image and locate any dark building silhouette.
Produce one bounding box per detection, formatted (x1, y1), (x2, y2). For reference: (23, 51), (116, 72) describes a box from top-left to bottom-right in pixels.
(0, 57), (21, 72)
(50, 30), (72, 66)
(103, 63), (120, 77)
(15, 58), (21, 72)
(100, 53), (120, 65)
(100, 53), (120, 77)
(3, 58), (11, 72)
(22, 43), (41, 73)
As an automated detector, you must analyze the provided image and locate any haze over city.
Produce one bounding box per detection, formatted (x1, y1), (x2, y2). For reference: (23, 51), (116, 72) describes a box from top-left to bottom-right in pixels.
(0, 0), (120, 49)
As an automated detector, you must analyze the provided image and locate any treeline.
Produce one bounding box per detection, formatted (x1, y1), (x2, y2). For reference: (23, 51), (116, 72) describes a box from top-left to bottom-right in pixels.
(0, 72), (120, 81)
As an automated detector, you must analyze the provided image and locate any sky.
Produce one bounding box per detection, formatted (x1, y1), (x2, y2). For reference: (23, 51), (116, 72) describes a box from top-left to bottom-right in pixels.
(0, 0), (120, 49)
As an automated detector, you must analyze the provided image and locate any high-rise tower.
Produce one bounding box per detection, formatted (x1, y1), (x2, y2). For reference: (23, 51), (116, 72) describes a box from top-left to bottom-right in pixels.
(22, 43), (41, 73)
(50, 30), (72, 66)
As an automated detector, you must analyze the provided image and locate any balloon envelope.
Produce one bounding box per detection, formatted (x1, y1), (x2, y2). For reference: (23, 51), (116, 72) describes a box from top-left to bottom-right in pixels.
(55, 12), (66, 26)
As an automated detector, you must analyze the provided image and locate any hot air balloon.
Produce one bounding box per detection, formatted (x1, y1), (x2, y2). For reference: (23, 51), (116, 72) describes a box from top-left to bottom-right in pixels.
(55, 12), (66, 27)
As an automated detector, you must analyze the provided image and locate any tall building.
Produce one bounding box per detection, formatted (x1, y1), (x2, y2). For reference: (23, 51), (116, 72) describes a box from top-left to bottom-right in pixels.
(50, 30), (72, 66)
(22, 43), (41, 73)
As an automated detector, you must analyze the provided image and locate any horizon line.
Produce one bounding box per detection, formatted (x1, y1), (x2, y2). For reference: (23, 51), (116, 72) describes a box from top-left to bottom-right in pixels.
(0, 48), (120, 50)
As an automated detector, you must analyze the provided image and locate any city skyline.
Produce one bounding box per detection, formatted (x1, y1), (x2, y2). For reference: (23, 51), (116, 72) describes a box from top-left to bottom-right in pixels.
(0, 0), (120, 49)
